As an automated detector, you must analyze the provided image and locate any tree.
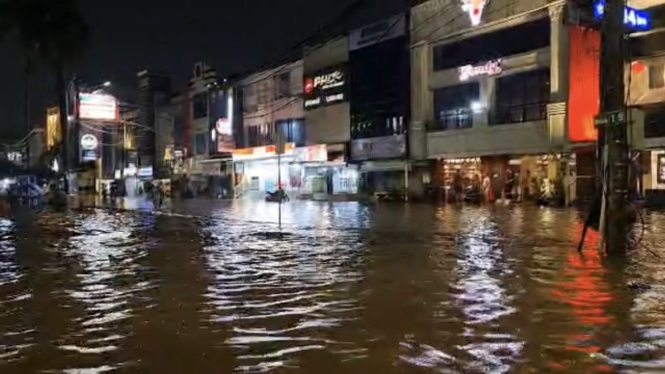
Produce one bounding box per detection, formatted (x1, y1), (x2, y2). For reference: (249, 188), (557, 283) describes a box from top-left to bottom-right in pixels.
(0, 0), (89, 171)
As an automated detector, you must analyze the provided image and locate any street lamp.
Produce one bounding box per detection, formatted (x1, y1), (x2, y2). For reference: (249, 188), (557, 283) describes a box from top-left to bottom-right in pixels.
(103, 81), (112, 87)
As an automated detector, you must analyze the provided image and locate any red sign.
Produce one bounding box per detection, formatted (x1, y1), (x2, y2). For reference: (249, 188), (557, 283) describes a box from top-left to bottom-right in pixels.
(304, 78), (314, 94)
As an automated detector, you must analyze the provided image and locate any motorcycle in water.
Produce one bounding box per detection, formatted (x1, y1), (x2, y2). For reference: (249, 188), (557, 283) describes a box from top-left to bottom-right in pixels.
(266, 189), (290, 203)
(463, 185), (482, 204)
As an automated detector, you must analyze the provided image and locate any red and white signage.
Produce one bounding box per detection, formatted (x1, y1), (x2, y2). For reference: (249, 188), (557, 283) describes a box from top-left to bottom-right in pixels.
(294, 145), (328, 163)
(459, 60), (502, 81)
(461, 0), (489, 26)
(79, 93), (118, 121)
(232, 143), (295, 161)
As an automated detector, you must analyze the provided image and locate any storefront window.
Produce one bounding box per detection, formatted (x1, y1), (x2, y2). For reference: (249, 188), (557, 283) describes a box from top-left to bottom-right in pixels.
(492, 69), (550, 125)
(431, 82), (479, 131)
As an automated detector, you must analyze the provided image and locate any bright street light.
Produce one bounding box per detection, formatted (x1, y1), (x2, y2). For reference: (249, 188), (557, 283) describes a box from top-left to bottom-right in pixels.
(103, 81), (112, 87)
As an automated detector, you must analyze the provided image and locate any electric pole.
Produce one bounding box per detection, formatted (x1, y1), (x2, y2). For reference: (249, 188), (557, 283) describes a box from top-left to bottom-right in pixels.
(597, 0), (631, 255)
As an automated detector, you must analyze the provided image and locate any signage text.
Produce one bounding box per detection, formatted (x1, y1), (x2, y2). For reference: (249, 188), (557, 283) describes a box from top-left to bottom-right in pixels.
(459, 60), (502, 81)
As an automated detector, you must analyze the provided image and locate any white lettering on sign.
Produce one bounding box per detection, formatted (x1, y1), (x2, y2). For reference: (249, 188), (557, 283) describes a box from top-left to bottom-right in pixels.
(325, 93), (345, 103)
(304, 98), (321, 108)
(459, 60), (502, 81)
(313, 71), (344, 90)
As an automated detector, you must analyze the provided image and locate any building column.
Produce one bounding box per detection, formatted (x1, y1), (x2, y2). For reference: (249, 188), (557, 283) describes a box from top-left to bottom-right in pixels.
(548, 3), (569, 148)
(410, 42), (431, 161)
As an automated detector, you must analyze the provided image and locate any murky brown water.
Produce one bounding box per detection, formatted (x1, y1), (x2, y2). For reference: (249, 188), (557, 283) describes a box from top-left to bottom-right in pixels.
(2, 200), (665, 374)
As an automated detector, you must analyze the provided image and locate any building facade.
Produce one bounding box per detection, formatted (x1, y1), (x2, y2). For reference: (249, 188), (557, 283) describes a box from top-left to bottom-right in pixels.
(233, 60), (306, 199)
(410, 0), (579, 202)
(348, 14), (413, 198)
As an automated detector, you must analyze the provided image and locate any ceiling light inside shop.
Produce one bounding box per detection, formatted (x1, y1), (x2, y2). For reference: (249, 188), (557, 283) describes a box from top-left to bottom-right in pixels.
(470, 101), (484, 113)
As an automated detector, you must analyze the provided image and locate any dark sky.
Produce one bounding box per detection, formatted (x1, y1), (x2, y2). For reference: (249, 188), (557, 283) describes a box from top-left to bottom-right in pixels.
(0, 0), (406, 135)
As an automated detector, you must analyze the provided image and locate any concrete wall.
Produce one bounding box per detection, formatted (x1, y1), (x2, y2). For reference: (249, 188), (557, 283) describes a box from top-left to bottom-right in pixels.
(303, 37), (351, 145)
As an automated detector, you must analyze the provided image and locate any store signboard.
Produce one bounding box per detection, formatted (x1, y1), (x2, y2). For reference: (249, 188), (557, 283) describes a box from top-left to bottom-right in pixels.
(80, 134), (99, 161)
(303, 64), (348, 110)
(293, 144), (328, 163)
(349, 14), (406, 51)
(79, 93), (118, 121)
(216, 117), (235, 153)
(593, 0), (650, 30)
(232, 143), (295, 161)
(350, 134), (406, 161)
(459, 60), (502, 81)
(461, 0), (489, 26)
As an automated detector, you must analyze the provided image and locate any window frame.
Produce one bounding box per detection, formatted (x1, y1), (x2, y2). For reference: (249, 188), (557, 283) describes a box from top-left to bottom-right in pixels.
(430, 82), (480, 132)
(491, 68), (550, 125)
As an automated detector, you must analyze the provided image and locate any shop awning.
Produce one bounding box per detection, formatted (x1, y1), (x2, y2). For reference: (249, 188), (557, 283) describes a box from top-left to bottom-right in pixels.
(200, 157), (233, 164)
(360, 160), (408, 172)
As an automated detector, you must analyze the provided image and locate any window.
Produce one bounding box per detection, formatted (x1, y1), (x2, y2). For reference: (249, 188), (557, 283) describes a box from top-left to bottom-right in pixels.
(276, 119), (305, 146)
(649, 65), (665, 89)
(431, 82), (480, 131)
(194, 133), (207, 155)
(247, 123), (275, 147)
(433, 18), (550, 72)
(192, 93), (208, 119)
(492, 69), (550, 125)
(275, 72), (291, 99)
(645, 107), (665, 138)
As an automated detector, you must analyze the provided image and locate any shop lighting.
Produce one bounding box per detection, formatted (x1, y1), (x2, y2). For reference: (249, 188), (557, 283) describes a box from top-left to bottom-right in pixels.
(470, 101), (484, 113)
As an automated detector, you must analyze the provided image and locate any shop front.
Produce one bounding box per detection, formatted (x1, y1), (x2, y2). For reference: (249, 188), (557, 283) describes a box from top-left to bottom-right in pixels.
(350, 134), (409, 199)
(285, 144), (359, 199)
(645, 150), (665, 206)
(433, 153), (569, 204)
(232, 143), (295, 199)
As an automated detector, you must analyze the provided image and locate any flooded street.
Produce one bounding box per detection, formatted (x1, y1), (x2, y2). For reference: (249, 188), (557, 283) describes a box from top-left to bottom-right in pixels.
(2, 201), (665, 373)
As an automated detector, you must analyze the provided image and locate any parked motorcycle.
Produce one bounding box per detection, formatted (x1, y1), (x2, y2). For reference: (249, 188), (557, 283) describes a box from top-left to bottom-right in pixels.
(266, 189), (290, 203)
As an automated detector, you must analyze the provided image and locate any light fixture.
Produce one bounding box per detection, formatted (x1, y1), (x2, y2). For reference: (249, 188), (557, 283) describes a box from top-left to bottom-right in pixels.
(103, 81), (112, 87)
(470, 101), (484, 113)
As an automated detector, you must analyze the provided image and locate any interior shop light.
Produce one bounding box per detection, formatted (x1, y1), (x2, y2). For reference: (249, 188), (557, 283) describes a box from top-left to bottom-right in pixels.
(470, 101), (484, 113)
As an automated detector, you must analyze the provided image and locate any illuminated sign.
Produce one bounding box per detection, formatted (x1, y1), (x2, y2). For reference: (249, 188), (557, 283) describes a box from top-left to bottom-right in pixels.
(46, 107), (61, 150)
(80, 134), (98, 150)
(293, 144), (328, 163)
(593, 1), (650, 30)
(216, 118), (231, 135)
(461, 0), (489, 26)
(79, 93), (118, 121)
(459, 60), (502, 81)
(303, 64), (348, 110)
(232, 143), (295, 161)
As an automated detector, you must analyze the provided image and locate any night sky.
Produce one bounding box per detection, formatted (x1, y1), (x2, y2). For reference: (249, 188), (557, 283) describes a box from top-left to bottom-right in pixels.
(0, 0), (406, 135)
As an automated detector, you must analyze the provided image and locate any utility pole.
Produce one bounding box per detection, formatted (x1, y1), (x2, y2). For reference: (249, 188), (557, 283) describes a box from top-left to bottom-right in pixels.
(597, 0), (630, 255)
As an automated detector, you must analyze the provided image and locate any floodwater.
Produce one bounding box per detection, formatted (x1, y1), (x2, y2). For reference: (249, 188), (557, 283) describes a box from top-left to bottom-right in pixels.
(2, 200), (665, 374)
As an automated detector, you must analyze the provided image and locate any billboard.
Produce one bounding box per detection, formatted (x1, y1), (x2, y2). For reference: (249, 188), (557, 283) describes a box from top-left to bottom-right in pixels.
(350, 134), (406, 161)
(79, 93), (118, 121)
(303, 64), (348, 110)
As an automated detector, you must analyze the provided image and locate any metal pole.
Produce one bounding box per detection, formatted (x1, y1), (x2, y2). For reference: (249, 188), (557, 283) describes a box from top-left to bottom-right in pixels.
(599, 0), (630, 255)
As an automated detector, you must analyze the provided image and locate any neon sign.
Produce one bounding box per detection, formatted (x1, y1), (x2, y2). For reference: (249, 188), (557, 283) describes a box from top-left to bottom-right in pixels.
(461, 0), (490, 26)
(459, 60), (502, 81)
(593, 0), (650, 30)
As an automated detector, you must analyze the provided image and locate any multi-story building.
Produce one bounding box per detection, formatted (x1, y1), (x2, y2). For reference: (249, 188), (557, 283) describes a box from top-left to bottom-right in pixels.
(232, 60), (306, 199)
(411, 0), (570, 202)
(137, 70), (172, 179)
(410, 0), (658, 203)
(347, 14), (412, 198)
(301, 37), (360, 197)
(626, 2), (665, 205)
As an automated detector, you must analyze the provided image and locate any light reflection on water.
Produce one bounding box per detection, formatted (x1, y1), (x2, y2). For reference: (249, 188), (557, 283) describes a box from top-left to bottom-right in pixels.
(1, 201), (665, 373)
